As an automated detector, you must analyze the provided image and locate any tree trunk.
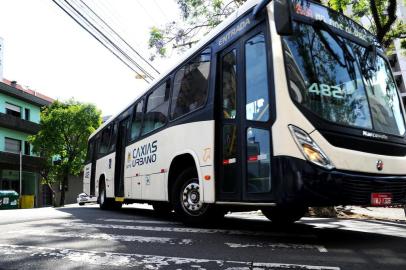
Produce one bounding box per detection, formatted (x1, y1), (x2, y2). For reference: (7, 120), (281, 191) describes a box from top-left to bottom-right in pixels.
(59, 168), (69, 206)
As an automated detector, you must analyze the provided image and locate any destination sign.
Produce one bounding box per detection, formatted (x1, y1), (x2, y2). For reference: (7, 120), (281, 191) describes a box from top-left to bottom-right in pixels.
(292, 0), (378, 45)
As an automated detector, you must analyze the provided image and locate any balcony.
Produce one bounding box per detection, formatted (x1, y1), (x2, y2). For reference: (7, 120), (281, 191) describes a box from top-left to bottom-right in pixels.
(0, 151), (45, 172)
(0, 112), (40, 134)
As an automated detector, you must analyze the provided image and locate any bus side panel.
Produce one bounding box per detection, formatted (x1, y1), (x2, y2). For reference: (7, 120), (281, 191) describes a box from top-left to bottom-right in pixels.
(124, 120), (215, 203)
(95, 152), (116, 198)
(83, 163), (91, 195)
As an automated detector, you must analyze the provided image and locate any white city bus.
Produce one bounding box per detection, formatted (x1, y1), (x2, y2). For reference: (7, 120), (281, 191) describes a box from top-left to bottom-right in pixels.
(83, 0), (406, 223)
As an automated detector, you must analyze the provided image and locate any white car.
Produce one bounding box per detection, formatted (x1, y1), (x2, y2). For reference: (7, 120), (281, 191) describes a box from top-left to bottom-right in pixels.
(77, 193), (97, 206)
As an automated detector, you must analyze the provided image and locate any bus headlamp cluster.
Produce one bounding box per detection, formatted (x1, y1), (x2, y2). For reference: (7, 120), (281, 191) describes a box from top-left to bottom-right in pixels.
(289, 125), (335, 170)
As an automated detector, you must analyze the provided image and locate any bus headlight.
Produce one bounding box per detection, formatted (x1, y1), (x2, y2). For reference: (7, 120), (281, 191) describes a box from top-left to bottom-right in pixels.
(289, 125), (334, 170)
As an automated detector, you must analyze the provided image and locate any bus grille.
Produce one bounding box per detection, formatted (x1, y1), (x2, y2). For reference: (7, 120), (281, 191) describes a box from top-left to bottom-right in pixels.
(341, 178), (406, 205)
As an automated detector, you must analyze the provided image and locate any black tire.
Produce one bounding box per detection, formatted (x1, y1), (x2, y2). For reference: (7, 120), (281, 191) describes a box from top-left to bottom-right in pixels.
(99, 181), (122, 210)
(261, 206), (307, 225)
(172, 167), (223, 223)
(152, 202), (173, 216)
(79, 202), (85, 206)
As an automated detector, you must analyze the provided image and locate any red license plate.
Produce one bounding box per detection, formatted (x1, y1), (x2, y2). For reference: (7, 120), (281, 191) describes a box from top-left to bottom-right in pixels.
(371, 193), (392, 206)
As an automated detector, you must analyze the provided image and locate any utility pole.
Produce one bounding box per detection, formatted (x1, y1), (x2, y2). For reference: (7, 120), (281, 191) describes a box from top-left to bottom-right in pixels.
(19, 150), (22, 207)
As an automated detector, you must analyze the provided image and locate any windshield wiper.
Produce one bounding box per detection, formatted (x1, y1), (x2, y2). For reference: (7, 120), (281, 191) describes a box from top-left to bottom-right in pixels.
(312, 20), (357, 86)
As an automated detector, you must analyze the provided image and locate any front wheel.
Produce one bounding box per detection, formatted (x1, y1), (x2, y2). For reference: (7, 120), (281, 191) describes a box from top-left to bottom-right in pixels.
(172, 168), (222, 223)
(261, 206), (307, 225)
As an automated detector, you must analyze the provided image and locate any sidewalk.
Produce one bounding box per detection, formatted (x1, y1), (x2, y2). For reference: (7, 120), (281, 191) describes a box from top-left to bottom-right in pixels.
(341, 206), (406, 222)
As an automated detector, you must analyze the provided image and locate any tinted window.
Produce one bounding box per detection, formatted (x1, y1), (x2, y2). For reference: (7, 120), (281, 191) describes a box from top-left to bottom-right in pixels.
(245, 33), (269, 121)
(246, 128), (271, 193)
(130, 100), (144, 141)
(109, 123), (118, 152)
(99, 126), (111, 155)
(221, 125), (237, 193)
(222, 50), (237, 119)
(86, 140), (94, 163)
(171, 48), (211, 119)
(142, 81), (170, 135)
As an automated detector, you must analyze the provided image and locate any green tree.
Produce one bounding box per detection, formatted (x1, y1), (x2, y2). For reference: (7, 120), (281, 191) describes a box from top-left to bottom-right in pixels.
(29, 100), (101, 206)
(327, 0), (406, 49)
(149, 0), (404, 58)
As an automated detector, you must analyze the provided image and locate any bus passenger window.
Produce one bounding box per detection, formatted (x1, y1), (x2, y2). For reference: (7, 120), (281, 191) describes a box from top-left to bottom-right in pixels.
(245, 33), (269, 122)
(142, 81), (170, 135)
(130, 100), (144, 141)
(222, 50), (237, 119)
(108, 123), (118, 152)
(171, 48), (211, 119)
(99, 126), (111, 155)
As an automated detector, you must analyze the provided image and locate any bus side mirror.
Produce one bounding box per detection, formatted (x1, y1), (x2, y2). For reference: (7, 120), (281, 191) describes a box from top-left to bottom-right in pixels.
(274, 0), (293, 36)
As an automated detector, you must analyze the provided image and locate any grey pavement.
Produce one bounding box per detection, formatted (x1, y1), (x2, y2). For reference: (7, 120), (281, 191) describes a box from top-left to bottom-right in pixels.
(0, 204), (405, 270)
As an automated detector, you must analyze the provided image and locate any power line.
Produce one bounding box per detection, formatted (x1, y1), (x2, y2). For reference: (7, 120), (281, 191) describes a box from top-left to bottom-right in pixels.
(152, 0), (170, 22)
(63, 0), (155, 81)
(51, 0), (150, 83)
(76, 0), (160, 75)
(52, 0), (160, 83)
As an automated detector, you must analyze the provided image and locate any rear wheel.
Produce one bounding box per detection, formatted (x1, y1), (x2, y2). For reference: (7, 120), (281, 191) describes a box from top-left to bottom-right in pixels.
(261, 206), (307, 225)
(172, 168), (222, 223)
(99, 181), (122, 210)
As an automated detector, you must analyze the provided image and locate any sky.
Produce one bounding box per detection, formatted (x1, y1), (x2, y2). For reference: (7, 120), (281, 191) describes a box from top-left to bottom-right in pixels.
(0, 0), (181, 117)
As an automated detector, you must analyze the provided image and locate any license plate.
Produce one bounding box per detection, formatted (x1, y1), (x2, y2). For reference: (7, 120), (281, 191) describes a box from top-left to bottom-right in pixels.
(3, 197), (9, 204)
(371, 193), (392, 206)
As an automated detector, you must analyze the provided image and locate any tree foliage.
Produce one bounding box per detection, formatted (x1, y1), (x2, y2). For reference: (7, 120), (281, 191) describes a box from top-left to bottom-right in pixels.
(327, 0), (406, 48)
(149, 0), (405, 59)
(29, 99), (101, 206)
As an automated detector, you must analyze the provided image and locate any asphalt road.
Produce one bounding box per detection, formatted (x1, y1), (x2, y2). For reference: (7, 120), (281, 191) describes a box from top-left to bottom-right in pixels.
(0, 204), (405, 270)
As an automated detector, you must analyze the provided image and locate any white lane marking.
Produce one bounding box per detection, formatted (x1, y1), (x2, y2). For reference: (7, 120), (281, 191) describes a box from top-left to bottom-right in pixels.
(97, 218), (179, 224)
(225, 242), (328, 253)
(302, 219), (406, 238)
(62, 222), (317, 239)
(6, 229), (192, 245)
(0, 244), (340, 270)
(253, 262), (340, 269)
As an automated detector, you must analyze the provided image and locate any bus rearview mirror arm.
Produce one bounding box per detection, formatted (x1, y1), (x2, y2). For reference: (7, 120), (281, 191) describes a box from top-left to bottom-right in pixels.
(253, 0), (294, 36)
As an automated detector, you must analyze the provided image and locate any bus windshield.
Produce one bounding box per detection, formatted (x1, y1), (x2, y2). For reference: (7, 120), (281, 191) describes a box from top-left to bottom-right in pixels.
(283, 21), (406, 136)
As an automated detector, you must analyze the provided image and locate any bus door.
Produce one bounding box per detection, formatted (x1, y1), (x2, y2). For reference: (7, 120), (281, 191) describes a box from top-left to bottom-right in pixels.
(89, 139), (97, 196)
(216, 24), (274, 202)
(114, 118), (130, 197)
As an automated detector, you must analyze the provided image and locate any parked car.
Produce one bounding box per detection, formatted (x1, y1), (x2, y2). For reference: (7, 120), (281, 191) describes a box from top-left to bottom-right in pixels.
(77, 193), (97, 206)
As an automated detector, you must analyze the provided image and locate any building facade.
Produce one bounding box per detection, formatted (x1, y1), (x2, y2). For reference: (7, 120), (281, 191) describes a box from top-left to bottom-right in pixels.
(0, 79), (53, 207)
(390, 1), (406, 109)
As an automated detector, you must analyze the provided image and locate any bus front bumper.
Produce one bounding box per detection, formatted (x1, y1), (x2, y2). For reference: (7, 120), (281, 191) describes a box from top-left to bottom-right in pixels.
(274, 156), (406, 206)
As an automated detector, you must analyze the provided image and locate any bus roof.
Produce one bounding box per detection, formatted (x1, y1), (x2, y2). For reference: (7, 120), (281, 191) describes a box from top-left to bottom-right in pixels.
(89, 0), (260, 140)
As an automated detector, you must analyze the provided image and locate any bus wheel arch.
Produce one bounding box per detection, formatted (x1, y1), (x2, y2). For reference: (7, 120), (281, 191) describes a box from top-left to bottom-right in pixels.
(168, 153), (198, 203)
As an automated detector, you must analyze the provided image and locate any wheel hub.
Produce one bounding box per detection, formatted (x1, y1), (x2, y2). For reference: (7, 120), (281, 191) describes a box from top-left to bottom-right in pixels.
(182, 183), (203, 214)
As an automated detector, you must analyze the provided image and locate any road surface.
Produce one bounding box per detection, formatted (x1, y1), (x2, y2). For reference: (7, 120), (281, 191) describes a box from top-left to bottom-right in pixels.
(0, 204), (405, 269)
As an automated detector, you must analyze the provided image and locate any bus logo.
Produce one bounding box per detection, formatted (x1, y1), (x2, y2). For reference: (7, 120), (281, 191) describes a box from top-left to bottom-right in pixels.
(376, 160), (384, 171)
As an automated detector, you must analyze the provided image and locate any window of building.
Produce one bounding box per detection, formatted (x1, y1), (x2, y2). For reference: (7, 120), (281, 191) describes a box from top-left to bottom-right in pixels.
(5, 137), (22, 153)
(130, 100), (144, 141)
(24, 141), (30, 155)
(171, 48), (211, 119)
(5, 103), (21, 118)
(142, 80), (170, 135)
(25, 108), (30, 121)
